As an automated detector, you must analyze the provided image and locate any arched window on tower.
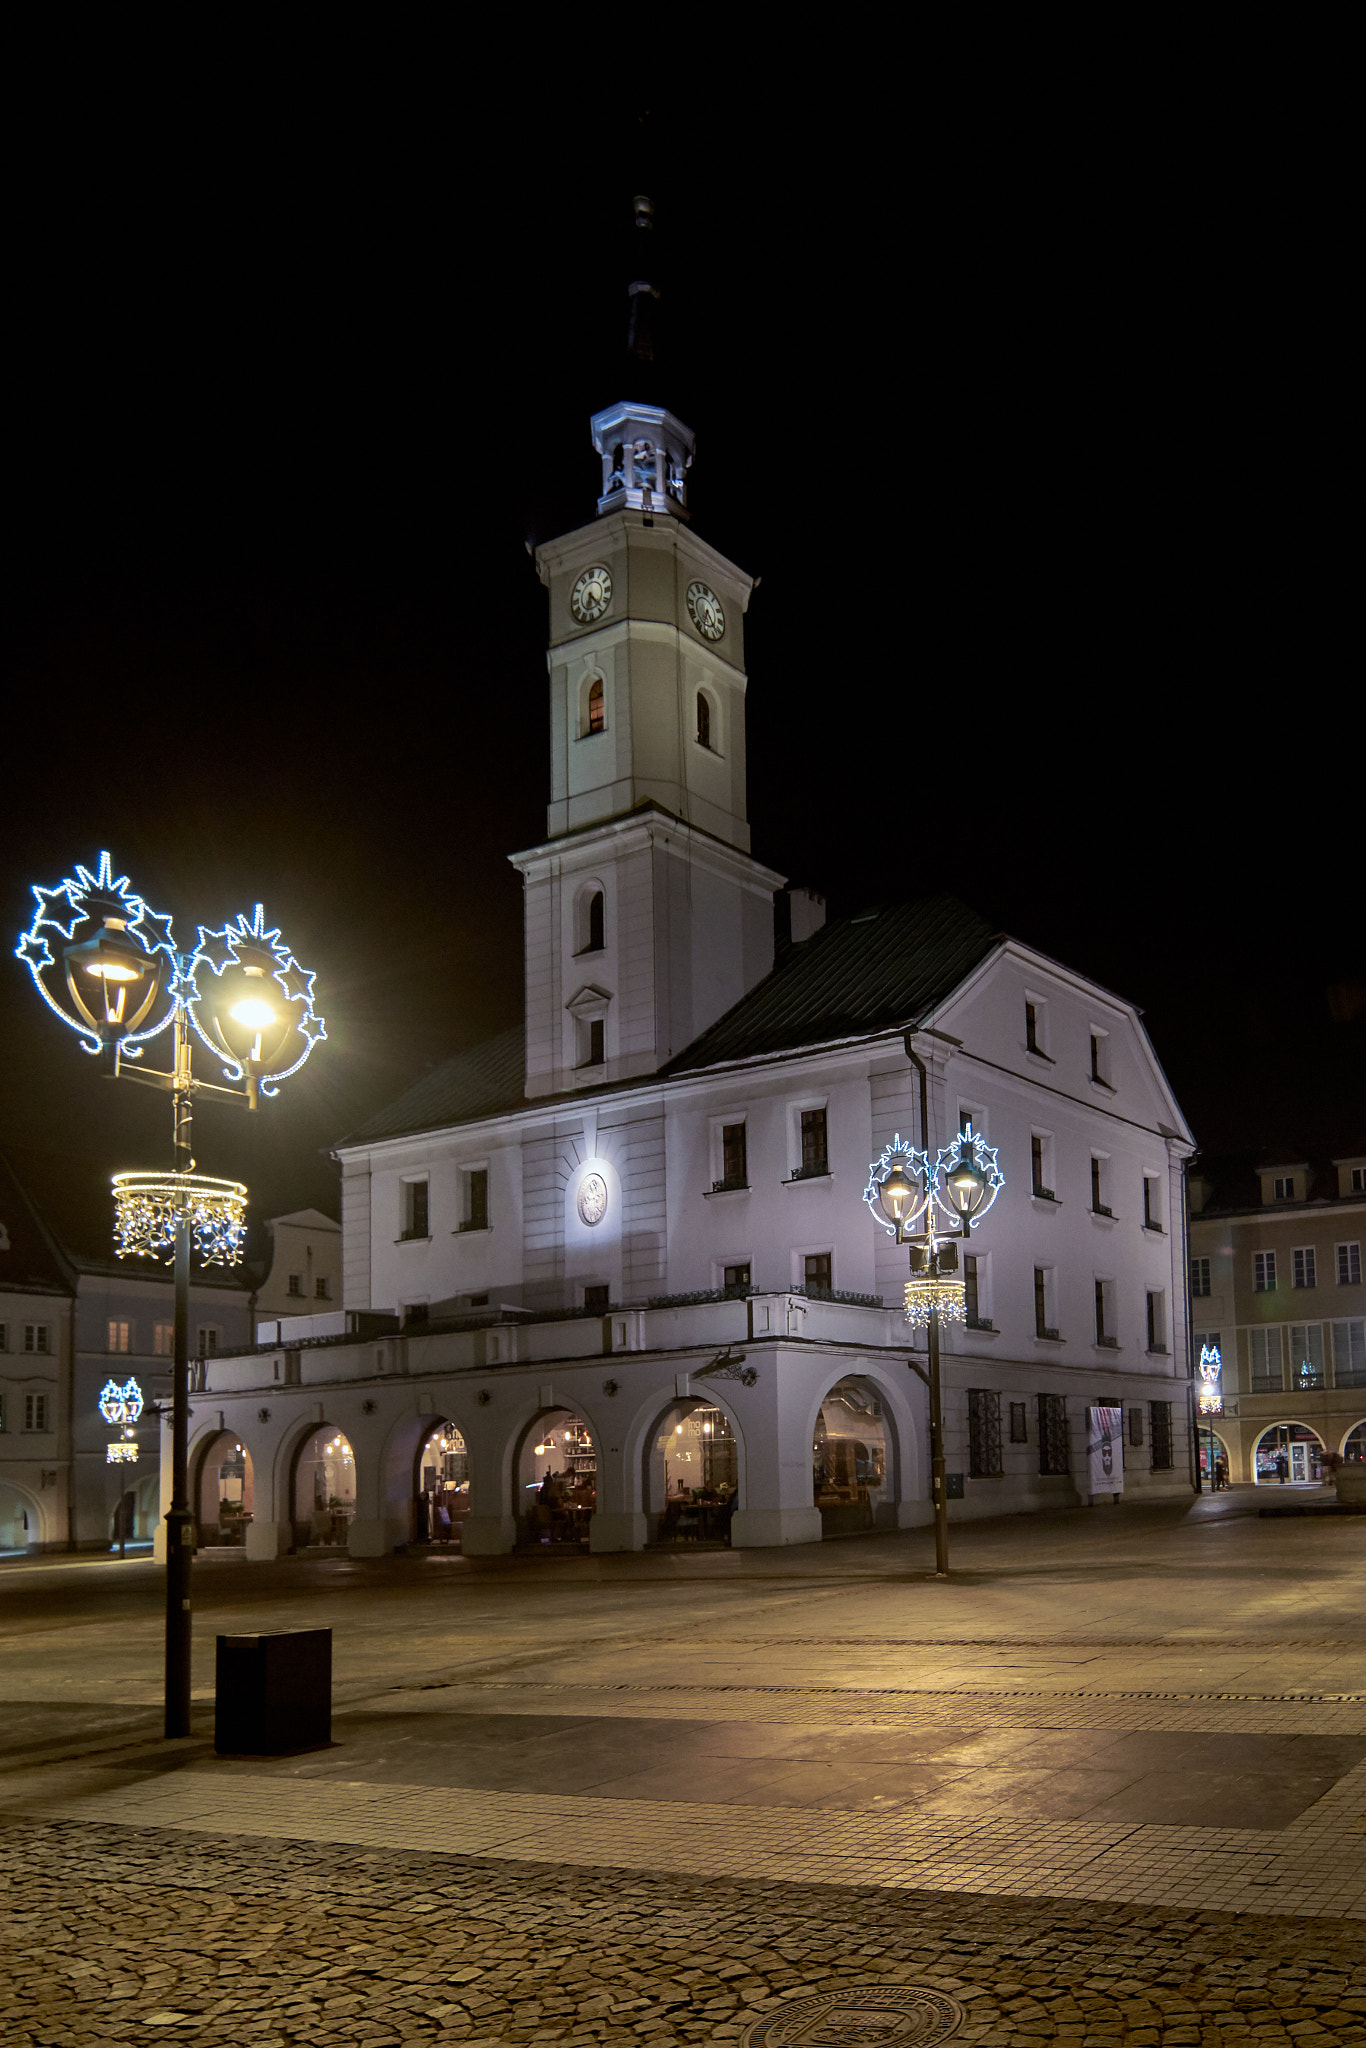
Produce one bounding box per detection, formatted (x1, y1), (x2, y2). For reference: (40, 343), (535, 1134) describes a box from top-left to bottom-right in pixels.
(696, 691), (711, 749)
(587, 678), (605, 734)
(587, 890), (604, 952)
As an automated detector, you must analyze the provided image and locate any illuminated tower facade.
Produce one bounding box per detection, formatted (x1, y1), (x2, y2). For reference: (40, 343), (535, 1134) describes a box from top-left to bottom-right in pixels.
(511, 202), (782, 1098)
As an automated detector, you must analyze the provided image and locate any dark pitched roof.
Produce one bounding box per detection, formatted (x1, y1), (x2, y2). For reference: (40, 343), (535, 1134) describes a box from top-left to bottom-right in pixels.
(666, 895), (1001, 1074)
(342, 1025), (528, 1146)
(0, 1150), (77, 1296)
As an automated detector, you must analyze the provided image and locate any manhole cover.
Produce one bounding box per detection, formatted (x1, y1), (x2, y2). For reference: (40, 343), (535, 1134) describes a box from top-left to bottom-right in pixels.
(740, 1984), (963, 2047)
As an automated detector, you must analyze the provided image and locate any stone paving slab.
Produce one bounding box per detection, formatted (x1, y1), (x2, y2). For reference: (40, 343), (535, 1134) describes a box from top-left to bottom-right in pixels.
(29, 1751), (1366, 1920)
(4, 1819), (1366, 2046)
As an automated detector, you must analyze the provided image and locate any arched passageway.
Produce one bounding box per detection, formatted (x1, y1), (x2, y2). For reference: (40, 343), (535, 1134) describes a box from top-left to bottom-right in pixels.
(1254, 1423), (1324, 1485)
(0, 1483), (42, 1553)
(414, 1421), (470, 1545)
(292, 1426), (356, 1547)
(813, 1378), (891, 1535)
(1198, 1426), (1232, 1487)
(1343, 1422), (1366, 1462)
(195, 1430), (255, 1546)
(647, 1400), (737, 1545)
(516, 1410), (596, 1550)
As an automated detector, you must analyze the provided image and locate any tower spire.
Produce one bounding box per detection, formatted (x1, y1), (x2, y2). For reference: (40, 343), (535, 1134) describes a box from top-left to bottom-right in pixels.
(625, 193), (659, 363)
(590, 192), (692, 521)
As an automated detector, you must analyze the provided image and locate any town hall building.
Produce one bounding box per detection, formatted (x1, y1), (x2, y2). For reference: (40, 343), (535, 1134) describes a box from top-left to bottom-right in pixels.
(169, 357), (1200, 1562)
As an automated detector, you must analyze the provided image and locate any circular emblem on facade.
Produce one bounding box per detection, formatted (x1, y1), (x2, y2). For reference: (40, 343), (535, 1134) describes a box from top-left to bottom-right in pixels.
(577, 1173), (608, 1227)
(740, 1985), (963, 2048)
(570, 565), (613, 624)
(685, 578), (725, 641)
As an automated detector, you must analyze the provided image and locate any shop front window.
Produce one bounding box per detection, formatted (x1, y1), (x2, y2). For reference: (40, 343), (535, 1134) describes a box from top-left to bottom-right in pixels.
(1253, 1423), (1323, 1486)
(198, 1430), (254, 1546)
(518, 1412), (596, 1549)
(416, 1422), (470, 1545)
(293, 1426), (356, 1545)
(649, 1403), (737, 1545)
(813, 1378), (890, 1535)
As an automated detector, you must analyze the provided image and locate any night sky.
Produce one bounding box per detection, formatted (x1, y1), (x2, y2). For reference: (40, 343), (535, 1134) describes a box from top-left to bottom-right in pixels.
(3, 79), (1358, 1258)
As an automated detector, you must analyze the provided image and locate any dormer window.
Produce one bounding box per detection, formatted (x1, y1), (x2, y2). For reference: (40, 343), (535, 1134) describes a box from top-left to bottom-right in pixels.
(587, 678), (605, 734)
(696, 691), (711, 749)
(1274, 1175), (1296, 1201)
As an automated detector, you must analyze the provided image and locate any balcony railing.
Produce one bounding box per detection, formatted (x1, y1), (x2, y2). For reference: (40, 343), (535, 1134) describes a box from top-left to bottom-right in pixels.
(709, 1177), (749, 1195)
(965, 1315), (995, 1332)
(1096, 1333), (1119, 1349)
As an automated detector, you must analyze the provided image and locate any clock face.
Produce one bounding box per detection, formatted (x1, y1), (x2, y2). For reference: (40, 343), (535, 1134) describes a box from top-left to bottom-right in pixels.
(686, 580), (725, 642)
(570, 565), (613, 625)
(577, 1172), (608, 1227)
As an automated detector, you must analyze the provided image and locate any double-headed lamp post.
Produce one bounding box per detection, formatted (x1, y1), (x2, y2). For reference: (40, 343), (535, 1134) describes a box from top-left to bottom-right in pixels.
(16, 854), (325, 1737)
(865, 1090), (1004, 1576)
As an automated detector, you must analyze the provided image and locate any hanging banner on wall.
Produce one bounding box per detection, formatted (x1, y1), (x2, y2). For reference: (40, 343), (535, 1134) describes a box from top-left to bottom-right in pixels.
(1088, 1405), (1124, 1494)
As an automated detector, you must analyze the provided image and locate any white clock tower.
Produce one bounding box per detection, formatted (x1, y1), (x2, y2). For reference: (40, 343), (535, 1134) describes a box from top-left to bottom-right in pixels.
(511, 230), (783, 1099)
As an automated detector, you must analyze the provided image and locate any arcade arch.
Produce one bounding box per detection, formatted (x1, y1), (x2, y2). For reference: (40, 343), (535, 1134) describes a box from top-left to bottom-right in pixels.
(515, 1409), (597, 1549)
(414, 1420), (470, 1545)
(813, 1376), (893, 1535)
(292, 1425), (356, 1547)
(0, 1480), (44, 1553)
(646, 1398), (739, 1545)
(1253, 1422), (1324, 1485)
(1197, 1426), (1233, 1487)
(1343, 1422), (1366, 1462)
(194, 1429), (255, 1547)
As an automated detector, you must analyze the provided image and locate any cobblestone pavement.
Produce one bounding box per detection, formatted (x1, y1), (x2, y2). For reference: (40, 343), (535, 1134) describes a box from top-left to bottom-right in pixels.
(3, 1818), (1366, 2047)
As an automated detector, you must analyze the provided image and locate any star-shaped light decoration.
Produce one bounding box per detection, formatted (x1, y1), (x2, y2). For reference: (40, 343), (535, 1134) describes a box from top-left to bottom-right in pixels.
(13, 852), (175, 1056)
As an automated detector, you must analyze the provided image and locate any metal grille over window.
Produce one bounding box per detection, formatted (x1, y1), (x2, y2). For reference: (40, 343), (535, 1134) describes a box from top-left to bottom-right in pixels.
(967, 1389), (1003, 1477)
(1149, 1400), (1173, 1470)
(1037, 1393), (1069, 1475)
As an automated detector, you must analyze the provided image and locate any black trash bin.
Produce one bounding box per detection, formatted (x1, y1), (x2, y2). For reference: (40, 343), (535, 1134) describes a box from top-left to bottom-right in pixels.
(215, 1629), (332, 1755)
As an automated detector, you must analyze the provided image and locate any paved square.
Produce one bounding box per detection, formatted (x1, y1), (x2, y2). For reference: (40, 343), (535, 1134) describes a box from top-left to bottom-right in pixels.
(3, 1492), (1366, 2041)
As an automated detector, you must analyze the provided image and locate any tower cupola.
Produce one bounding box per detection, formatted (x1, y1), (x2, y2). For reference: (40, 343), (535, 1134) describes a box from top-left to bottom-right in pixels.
(590, 401), (694, 521)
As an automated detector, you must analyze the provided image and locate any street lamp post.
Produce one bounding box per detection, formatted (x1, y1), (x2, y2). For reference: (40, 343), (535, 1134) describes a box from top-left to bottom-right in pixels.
(16, 854), (325, 1737)
(865, 1045), (1004, 1577)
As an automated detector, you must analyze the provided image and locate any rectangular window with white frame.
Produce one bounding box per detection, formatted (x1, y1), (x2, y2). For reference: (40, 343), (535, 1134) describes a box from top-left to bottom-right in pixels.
(963, 1251), (992, 1329)
(1089, 1027), (1112, 1087)
(1034, 1265), (1059, 1339)
(1030, 1132), (1056, 1201)
(1090, 1153), (1112, 1217)
(1142, 1176), (1164, 1232)
(1273, 1174), (1297, 1201)
(711, 1118), (748, 1193)
(287, 1273), (303, 1296)
(802, 1250), (833, 1293)
(1253, 1251), (1277, 1292)
(1191, 1256), (1211, 1297)
(1337, 1242), (1362, 1287)
(1332, 1319), (1366, 1387)
(1292, 1247), (1317, 1289)
(958, 1102), (988, 1141)
(197, 1326), (219, 1356)
(315, 1277), (330, 1300)
(107, 1319), (131, 1354)
(1146, 1290), (1167, 1353)
(459, 1165), (489, 1232)
(788, 1103), (828, 1181)
(1248, 1326), (1283, 1392)
(1095, 1278), (1118, 1348)
(24, 1394), (49, 1432)
(1290, 1323), (1325, 1389)
(24, 1324), (50, 1355)
(1024, 996), (1050, 1059)
(400, 1178), (430, 1241)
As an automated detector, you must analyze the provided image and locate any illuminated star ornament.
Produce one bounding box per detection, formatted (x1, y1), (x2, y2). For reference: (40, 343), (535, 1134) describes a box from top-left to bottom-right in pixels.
(187, 902), (326, 1094)
(13, 851), (177, 1059)
(1198, 1341), (1223, 1414)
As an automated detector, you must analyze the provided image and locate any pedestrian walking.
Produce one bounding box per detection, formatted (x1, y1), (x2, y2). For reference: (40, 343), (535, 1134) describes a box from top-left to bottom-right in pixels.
(1276, 1451), (1289, 1483)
